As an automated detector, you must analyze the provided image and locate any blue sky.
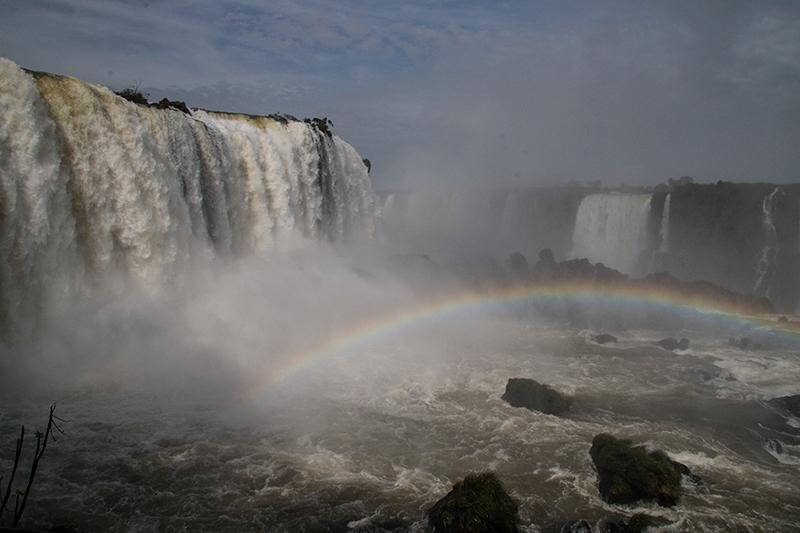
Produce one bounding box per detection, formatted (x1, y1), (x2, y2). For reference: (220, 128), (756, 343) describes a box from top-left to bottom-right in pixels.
(1, 0), (799, 190)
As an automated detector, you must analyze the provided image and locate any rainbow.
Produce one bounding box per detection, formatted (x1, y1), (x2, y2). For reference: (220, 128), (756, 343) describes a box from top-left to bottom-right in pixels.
(237, 280), (800, 406)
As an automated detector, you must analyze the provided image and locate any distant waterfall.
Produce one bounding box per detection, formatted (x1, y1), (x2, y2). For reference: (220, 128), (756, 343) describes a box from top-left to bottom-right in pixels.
(753, 187), (781, 297)
(659, 193), (671, 253)
(570, 194), (653, 275)
(0, 58), (375, 342)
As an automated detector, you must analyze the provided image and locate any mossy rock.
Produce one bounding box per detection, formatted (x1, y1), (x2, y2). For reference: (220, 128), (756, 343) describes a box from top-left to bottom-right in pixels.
(589, 434), (682, 507)
(427, 472), (519, 533)
(502, 378), (571, 415)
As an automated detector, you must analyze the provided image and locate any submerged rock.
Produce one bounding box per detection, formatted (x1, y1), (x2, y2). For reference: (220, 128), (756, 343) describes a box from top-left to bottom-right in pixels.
(562, 519), (592, 533)
(502, 378), (571, 415)
(589, 434), (682, 507)
(592, 333), (618, 345)
(654, 337), (689, 351)
(427, 472), (519, 533)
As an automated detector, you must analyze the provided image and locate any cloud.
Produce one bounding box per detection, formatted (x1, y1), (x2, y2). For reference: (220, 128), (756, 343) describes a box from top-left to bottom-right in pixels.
(1, 0), (798, 188)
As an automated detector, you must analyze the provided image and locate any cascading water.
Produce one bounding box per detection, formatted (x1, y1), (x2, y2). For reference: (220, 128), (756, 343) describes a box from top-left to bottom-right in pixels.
(0, 58), (374, 343)
(569, 193), (653, 275)
(650, 193), (671, 272)
(753, 187), (781, 297)
(659, 193), (671, 253)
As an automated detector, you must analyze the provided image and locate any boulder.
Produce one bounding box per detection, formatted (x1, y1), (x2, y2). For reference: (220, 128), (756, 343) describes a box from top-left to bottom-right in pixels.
(769, 394), (800, 418)
(592, 333), (618, 345)
(427, 472), (518, 533)
(589, 434), (682, 507)
(654, 337), (689, 351)
(154, 97), (190, 115)
(502, 378), (571, 415)
(506, 252), (530, 278)
(562, 519), (592, 533)
(532, 248), (558, 279)
(602, 514), (656, 533)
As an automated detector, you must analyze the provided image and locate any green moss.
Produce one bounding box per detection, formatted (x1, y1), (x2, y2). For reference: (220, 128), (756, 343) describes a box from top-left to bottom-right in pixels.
(115, 86), (149, 105)
(627, 513), (652, 533)
(427, 472), (519, 533)
(590, 434), (682, 507)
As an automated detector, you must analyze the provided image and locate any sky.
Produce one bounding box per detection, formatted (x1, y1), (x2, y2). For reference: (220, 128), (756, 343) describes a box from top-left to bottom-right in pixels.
(1, 0), (799, 191)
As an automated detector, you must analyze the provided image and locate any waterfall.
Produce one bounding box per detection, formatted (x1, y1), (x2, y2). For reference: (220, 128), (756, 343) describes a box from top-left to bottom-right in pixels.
(659, 193), (671, 253)
(570, 193), (653, 275)
(0, 58), (375, 342)
(650, 193), (671, 272)
(753, 187), (781, 297)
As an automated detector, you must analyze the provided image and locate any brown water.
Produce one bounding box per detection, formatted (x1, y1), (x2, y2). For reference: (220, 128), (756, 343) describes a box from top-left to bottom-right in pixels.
(3, 314), (799, 532)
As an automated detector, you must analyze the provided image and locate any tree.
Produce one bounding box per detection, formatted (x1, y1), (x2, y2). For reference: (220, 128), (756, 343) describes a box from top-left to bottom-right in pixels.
(0, 404), (66, 528)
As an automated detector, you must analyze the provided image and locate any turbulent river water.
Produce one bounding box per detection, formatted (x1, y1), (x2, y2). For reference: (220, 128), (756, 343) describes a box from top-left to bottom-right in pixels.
(2, 252), (799, 533)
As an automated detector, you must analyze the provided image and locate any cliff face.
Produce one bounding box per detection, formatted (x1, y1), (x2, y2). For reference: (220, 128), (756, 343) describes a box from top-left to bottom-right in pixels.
(379, 183), (800, 312)
(663, 183), (800, 311)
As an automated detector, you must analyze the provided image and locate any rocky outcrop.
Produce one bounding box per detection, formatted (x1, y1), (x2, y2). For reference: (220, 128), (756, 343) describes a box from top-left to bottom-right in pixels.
(769, 395), (800, 418)
(589, 434), (682, 507)
(427, 472), (518, 533)
(641, 271), (774, 315)
(592, 333), (618, 345)
(531, 253), (628, 284)
(654, 337), (689, 351)
(502, 378), (571, 415)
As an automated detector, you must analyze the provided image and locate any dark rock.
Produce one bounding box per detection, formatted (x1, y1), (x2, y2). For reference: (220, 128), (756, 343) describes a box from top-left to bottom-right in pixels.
(766, 438), (784, 455)
(728, 336), (752, 349)
(654, 337), (689, 350)
(589, 434), (683, 507)
(154, 97), (190, 115)
(626, 513), (654, 533)
(641, 271), (775, 315)
(502, 378), (571, 415)
(667, 458), (704, 487)
(532, 248), (558, 279)
(427, 472), (518, 533)
(592, 333), (618, 345)
(562, 519), (592, 533)
(603, 520), (627, 532)
(601, 514), (656, 533)
(768, 394), (800, 417)
(506, 252), (529, 278)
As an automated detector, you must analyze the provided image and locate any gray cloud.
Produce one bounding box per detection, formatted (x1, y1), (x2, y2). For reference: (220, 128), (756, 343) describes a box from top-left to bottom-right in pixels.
(1, 0), (798, 189)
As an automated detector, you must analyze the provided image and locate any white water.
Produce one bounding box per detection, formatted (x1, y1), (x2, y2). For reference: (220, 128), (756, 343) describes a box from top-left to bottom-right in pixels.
(570, 194), (653, 275)
(753, 187), (781, 297)
(659, 193), (670, 254)
(0, 58), (374, 343)
(3, 305), (800, 532)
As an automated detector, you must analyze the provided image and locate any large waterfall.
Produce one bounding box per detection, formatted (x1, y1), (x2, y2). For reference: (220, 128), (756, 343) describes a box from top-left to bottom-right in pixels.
(569, 193), (653, 275)
(0, 58), (375, 342)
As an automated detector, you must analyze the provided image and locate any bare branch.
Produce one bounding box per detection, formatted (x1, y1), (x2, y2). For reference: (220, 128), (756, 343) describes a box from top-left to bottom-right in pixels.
(0, 426), (24, 521)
